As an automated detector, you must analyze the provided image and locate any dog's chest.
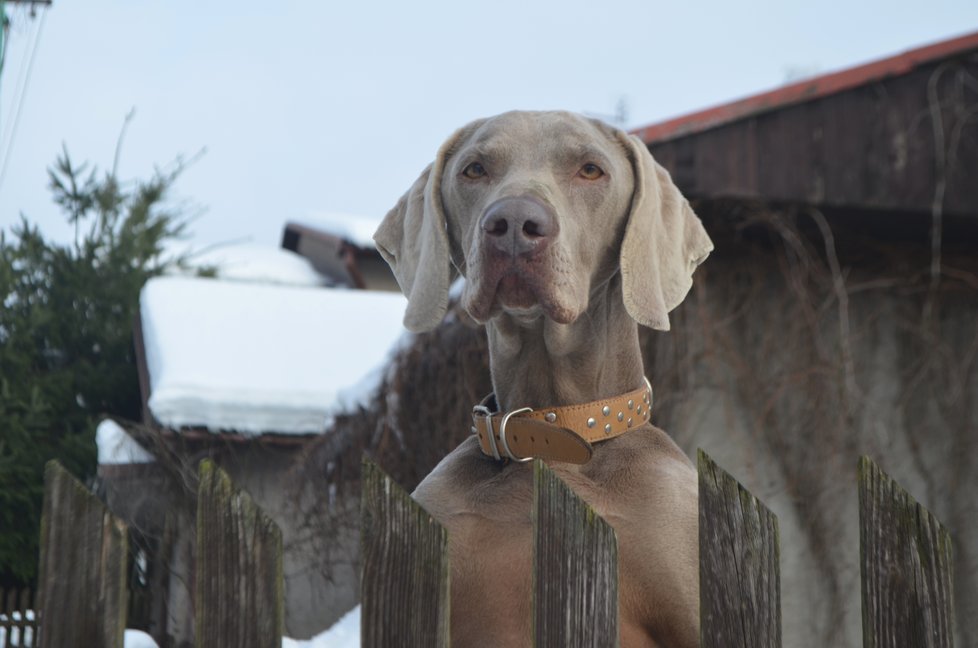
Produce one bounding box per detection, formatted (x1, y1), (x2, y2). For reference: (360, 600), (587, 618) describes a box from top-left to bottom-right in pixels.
(410, 456), (532, 645)
(413, 442), (641, 646)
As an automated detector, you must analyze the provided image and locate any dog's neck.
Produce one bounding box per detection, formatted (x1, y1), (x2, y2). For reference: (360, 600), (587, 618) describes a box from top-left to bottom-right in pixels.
(486, 275), (645, 412)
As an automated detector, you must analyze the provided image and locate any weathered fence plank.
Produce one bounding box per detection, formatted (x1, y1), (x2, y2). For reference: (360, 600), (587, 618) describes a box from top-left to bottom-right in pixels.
(698, 449), (781, 648)
(858, 456), (954, 648)
(533, 460), (619, 648)
(37, 460), (128, 648)
(195, 459), (283, 648)
(360, 458), (449, 648)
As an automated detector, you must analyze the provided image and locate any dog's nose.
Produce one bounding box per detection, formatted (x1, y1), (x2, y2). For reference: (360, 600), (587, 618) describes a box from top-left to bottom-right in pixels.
(480, 196), (557, 257)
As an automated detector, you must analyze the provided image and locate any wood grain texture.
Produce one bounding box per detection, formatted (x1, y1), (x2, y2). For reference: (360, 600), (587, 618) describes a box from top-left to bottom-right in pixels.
(37, 460), (128, 648)
(360, 457), (449, 648)
(698, 449), (782, 648)
(859, 456), (955, 648)
(533, 460), (619, 648)
(195, 460), (283, 648)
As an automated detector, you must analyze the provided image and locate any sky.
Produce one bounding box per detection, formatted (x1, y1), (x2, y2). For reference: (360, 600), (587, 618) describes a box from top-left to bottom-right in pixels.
(0, 1), (975, 251)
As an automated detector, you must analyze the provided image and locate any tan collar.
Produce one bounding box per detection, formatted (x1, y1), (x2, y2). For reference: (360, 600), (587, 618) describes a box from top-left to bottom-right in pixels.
(472, 379), (653, 464)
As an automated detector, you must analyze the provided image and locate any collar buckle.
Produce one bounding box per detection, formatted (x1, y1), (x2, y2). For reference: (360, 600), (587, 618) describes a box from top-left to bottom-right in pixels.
(499, 407), (534, 463)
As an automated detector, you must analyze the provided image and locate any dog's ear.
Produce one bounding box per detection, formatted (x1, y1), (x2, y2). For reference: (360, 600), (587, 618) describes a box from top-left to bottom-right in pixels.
(617, 133), (713, 331)
(374, 130), (465, 332)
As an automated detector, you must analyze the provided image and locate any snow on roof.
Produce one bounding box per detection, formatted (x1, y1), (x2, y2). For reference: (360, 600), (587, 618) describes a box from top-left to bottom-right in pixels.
(173, 243), (328, 287)
(141, 276), (408, 435)
(296, 212), (381, 249)
(97, 419), (156, 465)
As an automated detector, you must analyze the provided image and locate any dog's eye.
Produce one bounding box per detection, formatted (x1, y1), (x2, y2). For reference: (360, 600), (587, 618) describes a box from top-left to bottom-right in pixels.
(578, 163), (605, 180)
(462, 162), (487, 179)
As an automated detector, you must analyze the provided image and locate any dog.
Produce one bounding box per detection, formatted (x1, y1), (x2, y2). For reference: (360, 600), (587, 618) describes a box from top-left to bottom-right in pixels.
(374, 110), (712, 648)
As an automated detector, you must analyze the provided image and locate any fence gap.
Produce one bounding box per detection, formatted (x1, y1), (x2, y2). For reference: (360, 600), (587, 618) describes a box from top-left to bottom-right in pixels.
(37, 460), (128, 648)
(195, 459), (284, 648)
(698, 449), (782, 648)
(858, 456), (954, 648)
(360, 457), (450, 648)
(533, 460), (619, 648)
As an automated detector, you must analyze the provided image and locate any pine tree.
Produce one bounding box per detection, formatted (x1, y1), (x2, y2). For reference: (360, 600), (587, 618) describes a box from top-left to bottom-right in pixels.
(0, 146), (192, 587)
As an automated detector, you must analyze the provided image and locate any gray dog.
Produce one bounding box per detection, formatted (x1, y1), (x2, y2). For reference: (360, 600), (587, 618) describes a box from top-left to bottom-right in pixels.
(374, 110), (712, 648)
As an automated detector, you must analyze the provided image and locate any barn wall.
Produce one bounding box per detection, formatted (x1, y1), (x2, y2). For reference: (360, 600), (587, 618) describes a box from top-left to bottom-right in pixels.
(644, 208), (977, 647)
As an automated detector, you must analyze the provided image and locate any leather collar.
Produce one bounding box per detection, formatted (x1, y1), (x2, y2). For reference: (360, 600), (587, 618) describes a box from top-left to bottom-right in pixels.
(471, 379), (653, 464)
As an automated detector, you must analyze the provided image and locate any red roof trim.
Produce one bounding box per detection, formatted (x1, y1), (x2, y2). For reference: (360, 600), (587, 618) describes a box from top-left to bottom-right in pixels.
(632, 30), (978, 144)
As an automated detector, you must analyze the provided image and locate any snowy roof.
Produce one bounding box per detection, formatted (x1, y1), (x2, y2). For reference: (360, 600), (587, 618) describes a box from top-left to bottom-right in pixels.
(140, 276), (408, 435)
(171, 243), (328, 287)
(97, 419), (156, 465)
(294, 212), (381, 249)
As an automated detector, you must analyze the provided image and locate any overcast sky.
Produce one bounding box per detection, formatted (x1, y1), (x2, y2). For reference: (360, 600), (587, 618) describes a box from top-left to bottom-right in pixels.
(0, 1), (975, 251)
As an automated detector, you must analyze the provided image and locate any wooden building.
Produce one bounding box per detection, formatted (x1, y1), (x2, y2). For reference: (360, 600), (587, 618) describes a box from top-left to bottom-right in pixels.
(296, 30), (978, 648)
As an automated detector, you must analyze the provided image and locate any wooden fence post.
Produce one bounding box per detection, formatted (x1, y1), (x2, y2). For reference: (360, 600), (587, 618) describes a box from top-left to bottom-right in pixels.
(533, 460), (618, 648)
(698, 449), (781, 648)
(858, 456), (955, 648)
(37, 460), (128, 648)
(360, 457), (450, 648)
(195, 459), (283, 648)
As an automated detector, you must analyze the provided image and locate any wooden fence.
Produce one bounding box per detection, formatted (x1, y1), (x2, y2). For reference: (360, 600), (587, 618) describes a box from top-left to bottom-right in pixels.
(25, 459), (283, 648)
(361, 451), (956, 648)
(26, 451), (954, 647)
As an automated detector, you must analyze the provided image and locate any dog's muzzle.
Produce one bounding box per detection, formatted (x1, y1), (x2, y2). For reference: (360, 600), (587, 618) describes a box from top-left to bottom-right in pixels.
(479, 195), (558, 259)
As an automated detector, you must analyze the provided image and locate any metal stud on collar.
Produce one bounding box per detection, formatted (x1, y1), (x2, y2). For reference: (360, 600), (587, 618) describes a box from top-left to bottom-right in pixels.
(642, 377), (654, 417)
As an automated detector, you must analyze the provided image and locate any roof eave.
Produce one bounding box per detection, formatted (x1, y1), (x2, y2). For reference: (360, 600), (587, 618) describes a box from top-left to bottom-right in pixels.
(631, 30), (978, 145)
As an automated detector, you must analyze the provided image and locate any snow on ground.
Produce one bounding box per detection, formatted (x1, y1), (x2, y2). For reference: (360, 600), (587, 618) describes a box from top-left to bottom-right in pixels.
(96, 419), (156, 464)
(282, 605), (359, 648)
(124, 629), (159, 648)
(171, 243), (328, 287)
(0, 607), (359, 648)
(141, 276), (407, 434)
(0, 611), (34, 646)
(297, 212), (381, 249)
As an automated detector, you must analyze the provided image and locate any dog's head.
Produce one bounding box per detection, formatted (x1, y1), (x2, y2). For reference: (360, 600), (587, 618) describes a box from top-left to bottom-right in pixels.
(374, 110), (712, 332)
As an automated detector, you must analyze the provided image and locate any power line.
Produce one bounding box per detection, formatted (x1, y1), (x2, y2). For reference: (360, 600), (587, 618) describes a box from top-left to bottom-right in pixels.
(0, 0), (9, 135)
(1, 1), (9, 77)
(0, 3), (46, 192)
(0, 0), (51, 79)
